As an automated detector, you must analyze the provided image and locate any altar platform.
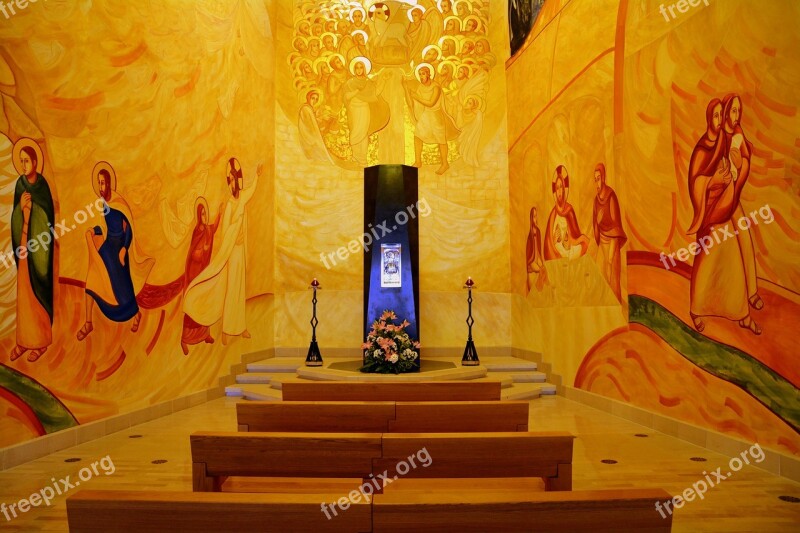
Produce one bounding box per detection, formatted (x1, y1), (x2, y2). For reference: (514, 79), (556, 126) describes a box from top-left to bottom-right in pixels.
(225, 356), (557, 401)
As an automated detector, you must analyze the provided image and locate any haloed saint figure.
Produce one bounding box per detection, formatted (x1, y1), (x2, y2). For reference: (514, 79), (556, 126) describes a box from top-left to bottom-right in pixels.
(77, 162), (151, 340)
(10, 139), (55, 363)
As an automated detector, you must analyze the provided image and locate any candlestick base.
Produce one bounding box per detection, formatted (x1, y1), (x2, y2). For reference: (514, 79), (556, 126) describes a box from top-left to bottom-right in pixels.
(305, 341), (323, 367)
(461, 340), (479, 366)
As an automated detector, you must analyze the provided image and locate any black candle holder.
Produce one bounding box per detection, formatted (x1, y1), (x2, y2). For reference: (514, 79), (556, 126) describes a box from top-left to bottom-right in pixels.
(462, 277), (479, 366)
(305, 278), (323, 367)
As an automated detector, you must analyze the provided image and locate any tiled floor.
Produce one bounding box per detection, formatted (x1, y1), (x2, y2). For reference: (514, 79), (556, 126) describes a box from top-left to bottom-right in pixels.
(0, 396), (798, 531)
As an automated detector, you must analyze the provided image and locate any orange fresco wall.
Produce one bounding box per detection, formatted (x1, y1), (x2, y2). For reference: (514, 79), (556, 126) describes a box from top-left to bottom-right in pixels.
(508, 0), (800, 456)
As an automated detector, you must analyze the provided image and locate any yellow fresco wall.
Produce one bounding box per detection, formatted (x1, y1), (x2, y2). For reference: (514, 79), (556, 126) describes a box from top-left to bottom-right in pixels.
(272, 0), (513, 351)
(508, 0), (800, 455)
(0, 0), (275, 447)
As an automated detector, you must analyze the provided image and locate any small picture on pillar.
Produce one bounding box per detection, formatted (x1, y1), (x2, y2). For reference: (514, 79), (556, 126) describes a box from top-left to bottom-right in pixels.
(381, 244), (401, 288)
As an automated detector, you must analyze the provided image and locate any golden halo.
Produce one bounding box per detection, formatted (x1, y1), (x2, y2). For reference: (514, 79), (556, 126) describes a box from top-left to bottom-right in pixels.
(327, 53), (346, 68)
(92, 161), (117, 198)
(12, 138), (44, 176)
(443, 15), (460, 30)
(348, 6), (366, 22)
(454, 0), (473, 14)
(349, 56), (372, 76)
(421, 44), (442, 61)
(551, 165), (570, 202)
(351, 29), (368, 43)
(407, 5), (425, 22)
(438, 35), (458, 51)
(437, 60), (456, 75)
(321, 32), (338, 47)
(414, 63), (435, 82)
(462, 14), (481, 32)
(194, 196), (210, 222)
(305, 87), (322, 104)
(313, 56), (330, 74)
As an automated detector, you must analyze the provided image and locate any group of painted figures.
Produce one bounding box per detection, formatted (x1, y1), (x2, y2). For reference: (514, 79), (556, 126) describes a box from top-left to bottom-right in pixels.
(525, 163), (627, 303)
(292, 0), (494, 172)
(526, 93), (763, 336)
(9, 139), (259, 363)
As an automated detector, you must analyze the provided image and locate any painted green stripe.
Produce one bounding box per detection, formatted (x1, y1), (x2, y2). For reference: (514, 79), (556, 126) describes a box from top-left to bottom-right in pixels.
(629, 295), (800, 432)
(0, 364), (78, 434)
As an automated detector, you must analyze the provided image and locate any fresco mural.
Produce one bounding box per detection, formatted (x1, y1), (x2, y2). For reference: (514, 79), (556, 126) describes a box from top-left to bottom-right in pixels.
(508, 0), (800, 456)
(289, 0), (494, 172)
(0, 0), (275, 448)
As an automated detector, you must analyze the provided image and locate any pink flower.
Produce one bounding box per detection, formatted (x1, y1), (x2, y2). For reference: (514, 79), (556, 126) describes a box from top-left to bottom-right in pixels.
(361, 342), (371, 350)
(401, 320), (410, 328)
(413, 341), (421, 349)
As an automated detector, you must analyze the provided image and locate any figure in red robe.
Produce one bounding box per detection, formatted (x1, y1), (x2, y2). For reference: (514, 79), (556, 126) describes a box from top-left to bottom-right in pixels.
(544, 165), (589, 260)
(592, 163), (627, 303)
(181, 198), (222, 355)
(687, 96), (760, 334)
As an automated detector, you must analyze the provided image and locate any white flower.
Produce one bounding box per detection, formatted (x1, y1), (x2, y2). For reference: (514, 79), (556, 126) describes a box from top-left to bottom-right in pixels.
(373, 349), (383, 359)
(389, 353), (399, 364)
(403, 349), (418, 360)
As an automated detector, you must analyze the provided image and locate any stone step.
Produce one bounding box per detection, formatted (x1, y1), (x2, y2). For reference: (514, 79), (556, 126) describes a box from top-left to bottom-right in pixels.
(470, 375), (513, 389)
(224, 385), (244, 397)
(501, 383), (542, 401)
(494, 371), (547, 383)
(539, 382), (557, 395)
(238, 384), (283, 401)
(246, 358), (304, 373)
(483, 357), (538, 372)
(235, 373), (272, 384)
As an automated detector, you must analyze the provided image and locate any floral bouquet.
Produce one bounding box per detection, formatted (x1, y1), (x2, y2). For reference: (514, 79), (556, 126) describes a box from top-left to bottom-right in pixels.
(360, 310), (420, 374)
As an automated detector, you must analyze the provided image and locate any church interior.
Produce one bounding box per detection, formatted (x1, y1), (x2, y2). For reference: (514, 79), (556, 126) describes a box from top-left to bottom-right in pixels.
(0, 0), (798, 531)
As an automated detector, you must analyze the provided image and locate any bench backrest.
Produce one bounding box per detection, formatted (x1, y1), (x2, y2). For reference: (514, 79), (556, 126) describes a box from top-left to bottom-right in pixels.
(67, 490), (371, 532)
(372, 489), (673, 532)
(236, 401), (529, 432)
(192, 431), (573, 492)
(67, 488), (671, 532)
(377, 432), (574, 490)
(281, 381), (502, 401)
(191, 431), (381, 491)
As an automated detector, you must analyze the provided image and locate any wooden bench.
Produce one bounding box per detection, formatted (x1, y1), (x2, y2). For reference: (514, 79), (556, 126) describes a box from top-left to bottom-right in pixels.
(191, 431), (573, 492)
(377, 431), (574, 491)
(281, 381), (502, 401)
(236, 401), (529, 432)
(67, 488), (672, 532)
(372, 488), (674, 532)
(67, 490), (371, 532)
(191, 432), (381, 492)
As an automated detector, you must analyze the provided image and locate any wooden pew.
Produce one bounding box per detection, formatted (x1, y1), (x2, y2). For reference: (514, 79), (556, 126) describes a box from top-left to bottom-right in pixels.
(281, 381), (502, 401)
(377, 431), (574, 491)
(236, 401), (529, 433)
(372, 488), (673, 532)
(67, 487), (672, 532)
(191, 431), (573, 492)
(191, 432), (381, 492)
(67, 490), (371, 532)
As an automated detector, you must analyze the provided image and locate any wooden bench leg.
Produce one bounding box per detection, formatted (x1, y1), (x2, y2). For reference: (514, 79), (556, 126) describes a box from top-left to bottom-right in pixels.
(192, 462), (215, 492)
(544, 463), (572, 491)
